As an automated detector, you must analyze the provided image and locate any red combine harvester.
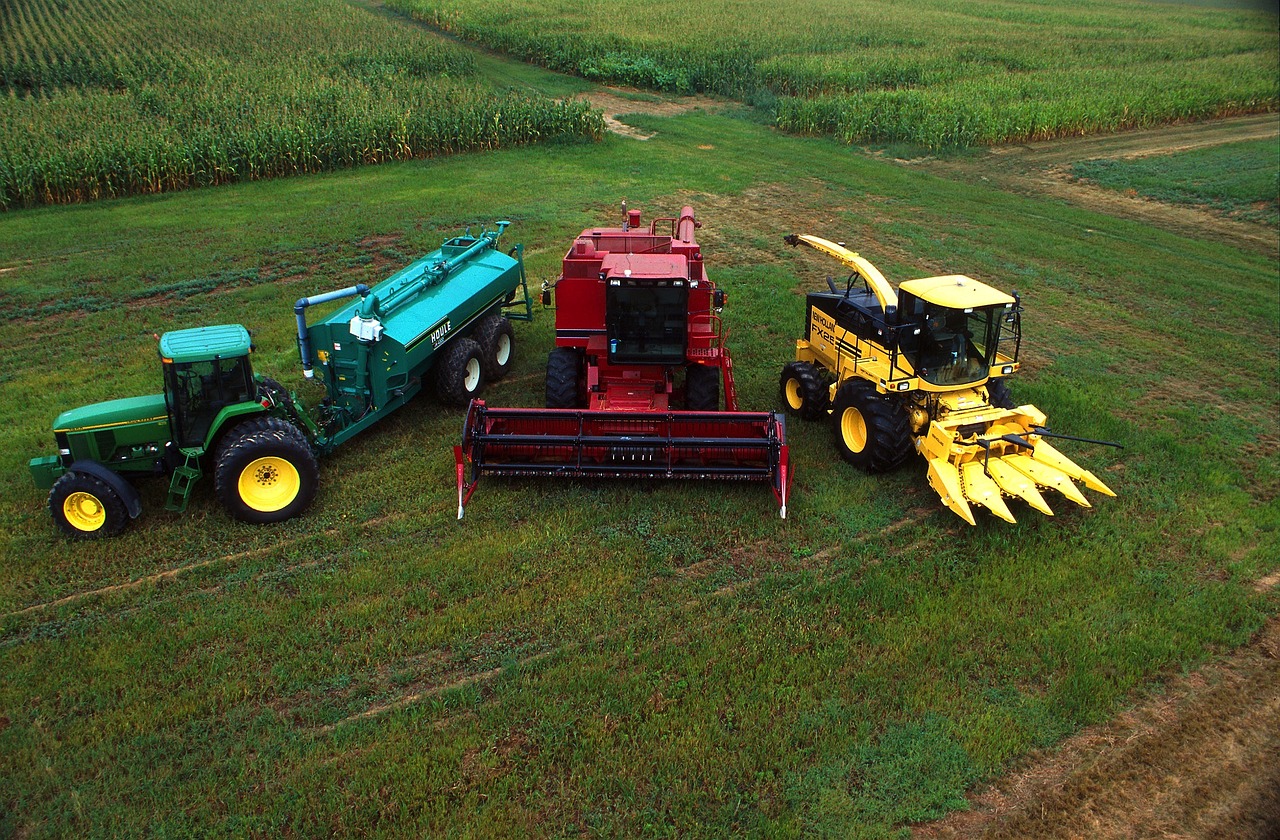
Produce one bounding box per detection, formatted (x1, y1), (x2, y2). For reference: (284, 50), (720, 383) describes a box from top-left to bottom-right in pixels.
(455, 203), (791, 519)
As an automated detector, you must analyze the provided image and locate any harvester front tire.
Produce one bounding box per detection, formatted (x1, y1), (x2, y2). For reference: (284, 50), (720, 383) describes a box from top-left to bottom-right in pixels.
(436, 338), (486, 407)
(546, 347), (583, 409)
(987, 378), (1015, 409)
(214, 416), (319, 525)
(831, 381), (913, 473)
(49, 471), (130, 539)
(780, 361), (828, 420)
(685, 365), (720, 411)
(475, 315), (515, 381)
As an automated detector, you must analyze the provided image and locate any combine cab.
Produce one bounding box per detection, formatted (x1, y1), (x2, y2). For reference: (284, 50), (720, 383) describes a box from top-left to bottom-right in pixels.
(456, 204), (790, 518)
(779, 234), (1119, 525)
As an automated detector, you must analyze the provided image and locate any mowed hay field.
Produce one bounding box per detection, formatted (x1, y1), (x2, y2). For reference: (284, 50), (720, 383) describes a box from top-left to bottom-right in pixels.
(2, 1), (1279, 838)
(389, 0), (1278, 147)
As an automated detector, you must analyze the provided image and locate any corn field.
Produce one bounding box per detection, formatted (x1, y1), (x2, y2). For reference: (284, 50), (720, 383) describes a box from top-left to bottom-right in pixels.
(0, 0), (604, 209)
(389, 0), (1278, 149)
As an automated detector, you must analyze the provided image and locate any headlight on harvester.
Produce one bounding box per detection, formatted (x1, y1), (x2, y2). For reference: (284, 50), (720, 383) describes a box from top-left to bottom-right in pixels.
(1002, 365), (1014, 375)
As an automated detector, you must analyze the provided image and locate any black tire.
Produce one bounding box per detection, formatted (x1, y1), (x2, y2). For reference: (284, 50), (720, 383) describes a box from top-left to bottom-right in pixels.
(779, 361), (828, 420)
(685, 364), (720, 411)
(474, 315), (515, 381)
(987, 378), (1015, 409)
(546, 347), (583, 409)
(49, 471), (130, 539)
(830, 380), (914, 473)
(435, 337), (486, 407)
(214, 416), (319, 524)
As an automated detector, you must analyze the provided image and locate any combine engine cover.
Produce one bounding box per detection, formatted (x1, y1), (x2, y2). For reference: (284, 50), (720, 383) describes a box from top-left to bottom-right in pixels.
(455, 204), (791, 519)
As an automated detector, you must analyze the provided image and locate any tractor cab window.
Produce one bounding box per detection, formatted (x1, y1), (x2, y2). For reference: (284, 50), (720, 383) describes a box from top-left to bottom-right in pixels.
(605, 281), (689, 365)
(899, 295), (999, 387)
(164, 355), (254, 448)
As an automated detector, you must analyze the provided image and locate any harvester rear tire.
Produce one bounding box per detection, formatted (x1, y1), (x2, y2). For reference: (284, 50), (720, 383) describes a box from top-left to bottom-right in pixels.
(685, 364), (720, 411)
(475, 315), (515, 381)
(546, 347), (583, 409)
(214, 416), (319, 524)
(780, 361), (828, 420)
(831, 380), (913, 473)
(436, 338), (486, 407)
(987, 378), (1015, 409)
(49, 471), (130, 539)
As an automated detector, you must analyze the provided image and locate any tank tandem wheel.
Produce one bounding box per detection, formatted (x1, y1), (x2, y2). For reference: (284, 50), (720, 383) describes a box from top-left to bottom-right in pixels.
(214, 416), (319, 524)
(779, 361), (828, 420)
(474, 315), (515, 381)
(830, 380), (914, 473)
(546, 347), (584, 409)
(685, 364), (721, 411)
(435, 337), (486, 407)
(49, 471), (130, 539)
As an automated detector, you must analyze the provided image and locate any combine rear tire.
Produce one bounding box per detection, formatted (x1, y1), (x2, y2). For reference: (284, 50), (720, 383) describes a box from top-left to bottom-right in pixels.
(546, 347), (583, 409)
(987, 378), (1015, 409)
(685, 364), (720, 411)
(474, 315), (515, 381)
(780, 361), (828, 420)
(436, 338), (486, 407)
(49, 471), (130, 539)
(215, 417), (319, 524)
(831, 380), (913, 473)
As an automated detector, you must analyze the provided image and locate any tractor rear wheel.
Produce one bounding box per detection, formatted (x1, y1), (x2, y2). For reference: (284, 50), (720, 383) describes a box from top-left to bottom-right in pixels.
(474, 315), (515, 381)
(49, 471), (130, 539)
(546, 347), (584, 409)
(831, 380), (913, 473)
(214, 416), (319, 524)
(436, 338), (486, 407)
(987, 378), (1015, 409)
(780, 361), (828, 420)
(685, 364), (720, 411)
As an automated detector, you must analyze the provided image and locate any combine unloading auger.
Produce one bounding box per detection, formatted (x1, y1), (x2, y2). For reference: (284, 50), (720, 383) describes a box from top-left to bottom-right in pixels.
(779, 234), (1119, 525)
(455, 203), (792, 519)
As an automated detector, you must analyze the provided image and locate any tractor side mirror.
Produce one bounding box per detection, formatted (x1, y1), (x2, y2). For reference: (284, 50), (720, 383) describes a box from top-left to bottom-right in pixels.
(540, 281), (553, 308)
(713, 289), (725, 311)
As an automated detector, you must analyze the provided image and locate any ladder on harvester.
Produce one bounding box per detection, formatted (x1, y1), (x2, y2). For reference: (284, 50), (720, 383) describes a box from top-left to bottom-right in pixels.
(165, 449), (203, 512)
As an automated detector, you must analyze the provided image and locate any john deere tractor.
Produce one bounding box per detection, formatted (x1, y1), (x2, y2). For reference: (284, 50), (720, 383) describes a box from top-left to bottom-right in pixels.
(779, 234), (1117, 525)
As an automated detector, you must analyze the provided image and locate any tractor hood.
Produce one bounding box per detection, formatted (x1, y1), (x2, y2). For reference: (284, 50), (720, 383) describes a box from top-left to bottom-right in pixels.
(53, 393), (169, 434)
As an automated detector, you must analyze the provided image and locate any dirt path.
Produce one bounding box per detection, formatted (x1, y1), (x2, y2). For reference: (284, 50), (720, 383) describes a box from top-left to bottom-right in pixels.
(902, 113), (1279, 256)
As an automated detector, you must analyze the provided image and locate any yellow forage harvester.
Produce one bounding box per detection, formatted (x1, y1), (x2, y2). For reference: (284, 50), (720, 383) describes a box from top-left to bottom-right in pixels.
(780, 234), (1119, 525)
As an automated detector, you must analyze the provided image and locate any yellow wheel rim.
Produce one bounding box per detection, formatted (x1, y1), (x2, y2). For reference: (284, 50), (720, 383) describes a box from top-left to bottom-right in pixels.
(785, 378), (804, 410)
(238, 456), (300, 512)
(841, 407), (867, 454)
(63, 491), (106, 532)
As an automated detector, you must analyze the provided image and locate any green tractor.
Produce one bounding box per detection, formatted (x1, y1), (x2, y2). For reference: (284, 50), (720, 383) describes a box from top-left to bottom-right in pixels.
(29, 222), (531, 538)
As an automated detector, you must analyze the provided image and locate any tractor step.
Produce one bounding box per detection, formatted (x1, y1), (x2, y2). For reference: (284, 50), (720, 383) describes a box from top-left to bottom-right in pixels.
(456, 400), (790, 519)
(165, 450), (203, 513)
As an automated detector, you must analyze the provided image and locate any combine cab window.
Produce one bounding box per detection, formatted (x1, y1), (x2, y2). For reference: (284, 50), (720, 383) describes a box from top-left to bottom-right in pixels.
(164, 356), (254, 448)
(900, 299), (1000, 387)
(605, 282), (689, 365)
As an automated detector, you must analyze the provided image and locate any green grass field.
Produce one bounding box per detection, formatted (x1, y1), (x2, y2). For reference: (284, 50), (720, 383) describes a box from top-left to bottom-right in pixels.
(389, 0), (1278, 148)
(1070, 138), (1280, 226)
(1, 91), (1276, 835)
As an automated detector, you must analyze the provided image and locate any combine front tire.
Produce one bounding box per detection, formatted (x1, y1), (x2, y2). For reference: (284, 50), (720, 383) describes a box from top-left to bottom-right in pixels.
(214, 417), (319, 524)
(546, 347), (583, 409)
(685, 364), (720, 411)
(49, 471), (130, 539)
(780, 361), (828, 420)
(474, 315), (515, 381)
(831, 381), (913, 473)
(436, 338), (486, 407)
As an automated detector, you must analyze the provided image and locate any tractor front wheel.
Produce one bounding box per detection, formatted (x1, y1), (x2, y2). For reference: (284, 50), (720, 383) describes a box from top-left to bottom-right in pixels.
(780, 361), (828, 420)
(214, 417), (319, 524)
(436, 338), (486, 407)
(830, 381), (913, 473)
(49, 471), (130, 539)
(474, 315), (515, 381)
(685, 364), (720, 411)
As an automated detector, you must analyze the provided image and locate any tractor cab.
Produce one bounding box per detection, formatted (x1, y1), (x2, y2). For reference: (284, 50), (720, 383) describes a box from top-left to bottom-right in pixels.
(159, 325), (256, 449)
(896, 276), (1018, 388)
